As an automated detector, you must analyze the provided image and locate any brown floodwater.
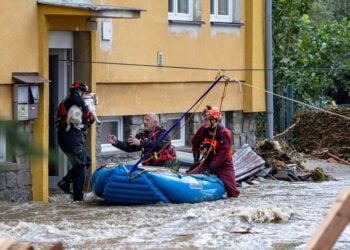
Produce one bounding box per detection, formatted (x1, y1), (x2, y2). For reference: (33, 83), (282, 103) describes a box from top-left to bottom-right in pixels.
(1, 159), (350, 249)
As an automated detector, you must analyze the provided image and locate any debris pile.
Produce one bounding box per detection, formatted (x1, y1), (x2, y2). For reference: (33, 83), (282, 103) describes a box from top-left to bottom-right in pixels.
(293, 108), (350, 161)
(254, 139), (327, 182)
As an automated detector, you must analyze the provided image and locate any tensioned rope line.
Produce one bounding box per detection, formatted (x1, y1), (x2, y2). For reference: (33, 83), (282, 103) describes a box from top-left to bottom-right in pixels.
(139, 89), (209, 165)
(223, 75), (350, 121)
(141, 76), (230, 167)
(57, 59), (349, 72)
(189, 79), (230, 173)
(129, 75), (224, 175)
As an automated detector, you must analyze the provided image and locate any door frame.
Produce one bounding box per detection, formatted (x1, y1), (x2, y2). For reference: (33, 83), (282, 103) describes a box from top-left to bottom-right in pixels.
(48, 31), (74, 189)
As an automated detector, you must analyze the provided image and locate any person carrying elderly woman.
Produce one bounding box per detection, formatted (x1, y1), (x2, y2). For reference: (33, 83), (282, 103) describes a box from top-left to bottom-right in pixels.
(187, 105), (240, 198)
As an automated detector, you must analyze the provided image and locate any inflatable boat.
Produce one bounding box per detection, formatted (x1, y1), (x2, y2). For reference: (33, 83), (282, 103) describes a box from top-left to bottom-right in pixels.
(91, 164), (225, 205)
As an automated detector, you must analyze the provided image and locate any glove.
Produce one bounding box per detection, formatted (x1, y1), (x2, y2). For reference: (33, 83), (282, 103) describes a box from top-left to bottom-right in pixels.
(208, 163), (216, 173)
(188, 161), (200, 172)
(193, 153), (200, 163)
(203, 163), (216, 175)
(187, 153), (201, 172)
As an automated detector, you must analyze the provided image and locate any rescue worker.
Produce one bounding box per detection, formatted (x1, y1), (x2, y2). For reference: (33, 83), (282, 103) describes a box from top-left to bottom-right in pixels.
(187, 106), (240, 198)
(56, 81), (95, 201)
(107, 113), (180, 171)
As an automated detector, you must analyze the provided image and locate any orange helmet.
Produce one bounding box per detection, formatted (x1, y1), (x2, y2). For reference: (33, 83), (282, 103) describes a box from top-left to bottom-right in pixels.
(203, 105), (222, 121)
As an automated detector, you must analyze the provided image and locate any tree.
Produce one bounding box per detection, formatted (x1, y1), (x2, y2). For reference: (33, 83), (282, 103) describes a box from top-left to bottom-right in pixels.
(272, 0), (350, 106)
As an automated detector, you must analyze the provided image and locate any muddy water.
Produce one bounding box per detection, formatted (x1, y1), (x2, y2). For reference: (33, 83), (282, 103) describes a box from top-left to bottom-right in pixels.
(1, 159), (350, 250)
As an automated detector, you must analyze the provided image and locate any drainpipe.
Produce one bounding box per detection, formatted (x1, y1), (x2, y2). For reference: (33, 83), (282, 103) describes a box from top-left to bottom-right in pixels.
(265, 0), (274, 139)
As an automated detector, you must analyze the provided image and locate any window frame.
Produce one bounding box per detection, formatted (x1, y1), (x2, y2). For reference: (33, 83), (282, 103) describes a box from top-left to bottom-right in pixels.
(168, 0), (194, 21)
(100, 116), (124, 153)
(160, 113), (185, 147)
(210, 0), (233, 23)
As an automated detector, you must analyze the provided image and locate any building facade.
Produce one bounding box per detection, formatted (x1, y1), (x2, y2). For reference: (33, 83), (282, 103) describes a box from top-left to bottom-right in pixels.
(0, 0), (266, 202)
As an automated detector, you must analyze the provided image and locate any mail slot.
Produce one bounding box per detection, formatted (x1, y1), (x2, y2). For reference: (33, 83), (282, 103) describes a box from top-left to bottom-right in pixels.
(13, 84), (39, 120)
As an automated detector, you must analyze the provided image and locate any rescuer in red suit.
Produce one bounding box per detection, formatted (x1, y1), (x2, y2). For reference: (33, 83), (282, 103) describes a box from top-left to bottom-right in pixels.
(187, 106), (240, 198)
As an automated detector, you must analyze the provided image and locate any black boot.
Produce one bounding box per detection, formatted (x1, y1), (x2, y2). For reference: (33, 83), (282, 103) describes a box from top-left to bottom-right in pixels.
(72, 166), (86, 201)
(57, 177), (72, 194)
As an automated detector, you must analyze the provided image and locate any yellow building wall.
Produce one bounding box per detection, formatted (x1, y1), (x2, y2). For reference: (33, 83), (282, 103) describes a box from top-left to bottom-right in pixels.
(0, 0), (266, 202)
(244, 0), (266, 112)
(0, 0), (40, 119)
(92, 0), (259, 115)
(0, 86), (13, 119)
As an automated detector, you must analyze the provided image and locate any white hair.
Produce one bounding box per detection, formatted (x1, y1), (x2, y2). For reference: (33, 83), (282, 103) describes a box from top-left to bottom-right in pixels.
(148, 113), (159, 125)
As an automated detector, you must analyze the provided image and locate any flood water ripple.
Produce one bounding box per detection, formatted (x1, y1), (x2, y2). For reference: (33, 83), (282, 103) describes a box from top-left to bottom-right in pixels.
(1, 160), (350, 249)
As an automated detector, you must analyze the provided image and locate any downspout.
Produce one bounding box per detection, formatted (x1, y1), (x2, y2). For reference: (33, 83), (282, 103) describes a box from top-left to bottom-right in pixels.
(265, 0), (274, 139)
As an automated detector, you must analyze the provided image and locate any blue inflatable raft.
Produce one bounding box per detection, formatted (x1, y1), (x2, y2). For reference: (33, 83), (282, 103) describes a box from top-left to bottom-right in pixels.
(91, 164), (225, 205)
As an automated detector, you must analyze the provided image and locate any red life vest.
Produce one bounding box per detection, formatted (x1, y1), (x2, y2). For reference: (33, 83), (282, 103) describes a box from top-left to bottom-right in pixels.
(56, 102), (68, 126)
(140, 127), (177, 166)
(201, 125), (232, 159)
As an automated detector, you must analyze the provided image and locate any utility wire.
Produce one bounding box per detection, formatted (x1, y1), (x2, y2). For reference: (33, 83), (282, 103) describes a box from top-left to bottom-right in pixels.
(57, 59), (350, 72)
(224, 75), (350, 121)
(57, 58), (350, 119)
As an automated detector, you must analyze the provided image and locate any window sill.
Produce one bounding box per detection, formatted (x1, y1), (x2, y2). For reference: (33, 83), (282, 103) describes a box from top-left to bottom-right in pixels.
(168, 20), (205, 25)
(210, 21), (244, 27)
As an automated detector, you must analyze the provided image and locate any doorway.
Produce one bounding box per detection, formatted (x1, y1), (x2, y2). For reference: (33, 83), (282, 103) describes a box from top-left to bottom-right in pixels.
(48, 31), (74, 189)
(48, 31), (92, 190)
(48, 49), (73, 188)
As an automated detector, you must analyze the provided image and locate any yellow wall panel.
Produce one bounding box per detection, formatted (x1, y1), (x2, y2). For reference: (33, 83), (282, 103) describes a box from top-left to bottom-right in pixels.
(0, 1), (39, 84)
(0, 85), (13, 119)
(97, 81), (243, 116)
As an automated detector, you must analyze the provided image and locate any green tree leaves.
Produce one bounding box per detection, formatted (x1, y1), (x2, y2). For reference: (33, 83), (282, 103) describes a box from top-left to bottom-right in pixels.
(272, 0), (350, 106)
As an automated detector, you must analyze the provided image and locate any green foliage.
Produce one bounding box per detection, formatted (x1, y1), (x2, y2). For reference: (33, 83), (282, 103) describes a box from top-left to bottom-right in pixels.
(272, 0), (350, 106)
(310, 0), (350, 23)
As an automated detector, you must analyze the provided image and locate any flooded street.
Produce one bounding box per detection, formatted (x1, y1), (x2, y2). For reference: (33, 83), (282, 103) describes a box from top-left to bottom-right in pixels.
(1, 158), (350, 250)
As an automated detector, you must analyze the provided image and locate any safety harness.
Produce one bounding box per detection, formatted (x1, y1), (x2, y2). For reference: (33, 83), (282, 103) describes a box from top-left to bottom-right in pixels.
(140, 127), (176, 166)
(201, 125), (233, 161)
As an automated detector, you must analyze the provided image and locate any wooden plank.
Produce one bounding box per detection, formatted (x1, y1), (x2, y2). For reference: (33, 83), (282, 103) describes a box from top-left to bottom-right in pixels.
(327, 152), (350, 165)
(304, 188), (350, 250)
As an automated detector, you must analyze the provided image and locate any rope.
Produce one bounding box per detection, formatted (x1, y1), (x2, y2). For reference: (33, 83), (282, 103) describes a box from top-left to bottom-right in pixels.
(57, 58), (349, 120)
(188, 79), (230, 173)
(57, 59), (349, 73)
(225, 76), (350, 121)
(129, 75), (224, 175)
(140, 83), (210, 165)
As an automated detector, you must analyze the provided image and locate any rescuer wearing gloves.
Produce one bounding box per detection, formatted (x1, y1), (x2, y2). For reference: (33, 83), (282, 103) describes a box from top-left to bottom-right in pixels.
(187, 105), (240, 198)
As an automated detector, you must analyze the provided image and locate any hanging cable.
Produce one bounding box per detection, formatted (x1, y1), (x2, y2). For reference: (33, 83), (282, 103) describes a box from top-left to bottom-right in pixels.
(226, 76), (350, 121)
(57, 59), (349, 73)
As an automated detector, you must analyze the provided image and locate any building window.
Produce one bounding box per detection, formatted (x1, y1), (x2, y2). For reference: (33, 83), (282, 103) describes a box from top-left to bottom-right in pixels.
(210, 0), (233, 22)
(100, 117), (123, 152)
(211, 0), (242, 24)
(160, 114), (185, 147)
(168, 0), (193, 21)
(0, 127), (5, 162)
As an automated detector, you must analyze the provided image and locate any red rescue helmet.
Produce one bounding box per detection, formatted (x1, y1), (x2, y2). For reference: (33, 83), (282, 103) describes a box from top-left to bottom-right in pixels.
(203, 105), (222, 121)
(70, 81), (88, 92)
